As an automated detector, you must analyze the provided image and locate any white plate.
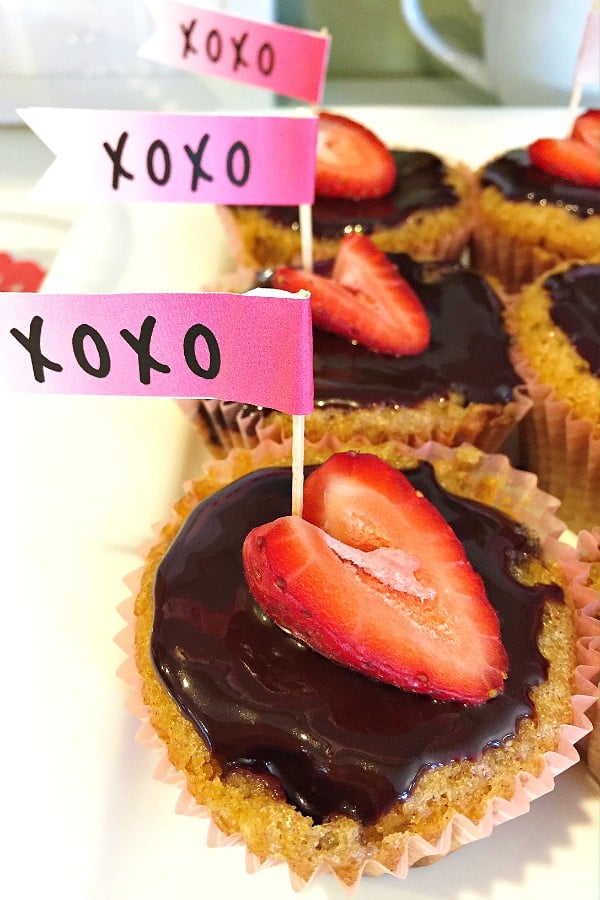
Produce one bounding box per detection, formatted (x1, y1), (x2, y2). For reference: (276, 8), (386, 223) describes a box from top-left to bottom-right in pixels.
(2, 108), (597, 900)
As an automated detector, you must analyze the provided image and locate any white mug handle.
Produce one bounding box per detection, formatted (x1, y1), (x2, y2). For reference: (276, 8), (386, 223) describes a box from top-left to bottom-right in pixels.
(399, 0), (492, 92)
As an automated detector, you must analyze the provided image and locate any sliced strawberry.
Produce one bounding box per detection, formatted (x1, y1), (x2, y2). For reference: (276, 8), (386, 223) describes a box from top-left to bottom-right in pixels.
(243, 452), (508, 705)
(529, 136), (599, 186)
(315, 111), (397, 200)
(571, 108), (600, 149)
(272, 233), (430, 356)
(332, 232), (430, 353)
(305, 451), (498, 607)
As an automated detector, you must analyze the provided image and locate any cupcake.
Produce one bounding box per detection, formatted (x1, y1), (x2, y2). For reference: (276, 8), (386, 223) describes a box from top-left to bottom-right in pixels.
(548, 527), (599, 781)
(118, 438), (597, 890)
(217, 111), (477, 271)
(471, 109), (600, 293)
(504, 259), (599, 533)
(183, 235), (530, 458)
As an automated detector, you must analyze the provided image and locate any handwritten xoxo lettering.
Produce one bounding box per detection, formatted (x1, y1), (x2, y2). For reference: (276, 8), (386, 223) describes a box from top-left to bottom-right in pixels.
(102, 131), (251, 192)
(180, 20), (275, 76)
(10, 316), (221, 385)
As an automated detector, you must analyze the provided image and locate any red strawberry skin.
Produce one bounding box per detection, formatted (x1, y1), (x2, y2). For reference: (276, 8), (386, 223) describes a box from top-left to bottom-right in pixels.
(529, 136), (599, 186)
(571, 108), (600, 149)
(273, 233), (430, 356)
(243, 452), (508, 705)
(316, 111), (397, 200)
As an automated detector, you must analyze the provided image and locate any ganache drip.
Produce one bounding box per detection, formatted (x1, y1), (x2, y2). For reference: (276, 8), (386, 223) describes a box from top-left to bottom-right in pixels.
(545, 264), (600, 374)
(481, 148), (600, 218)
(258, 254), (520, 408)
(152, 462), (562, 826)
(256, 150), (459, 238)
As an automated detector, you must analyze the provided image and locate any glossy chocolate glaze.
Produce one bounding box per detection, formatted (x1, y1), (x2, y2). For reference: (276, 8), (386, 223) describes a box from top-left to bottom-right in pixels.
(481, 148), (600, 218)
(256, 151), (459, 238)
(152, 462), (562, 826)
(260, 254), (520, 408)
(545, 264), (600, 374)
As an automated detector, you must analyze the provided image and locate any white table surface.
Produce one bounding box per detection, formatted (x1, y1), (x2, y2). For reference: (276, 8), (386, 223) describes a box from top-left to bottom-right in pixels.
(0, 106), (598, 900)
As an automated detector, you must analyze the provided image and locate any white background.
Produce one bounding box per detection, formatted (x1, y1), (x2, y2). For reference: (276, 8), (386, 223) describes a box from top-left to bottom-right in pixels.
(0, 107), (598, 899)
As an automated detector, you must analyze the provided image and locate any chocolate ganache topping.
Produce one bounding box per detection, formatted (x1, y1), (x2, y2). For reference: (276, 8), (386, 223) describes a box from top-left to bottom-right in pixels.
(481, 148), (600, 218)
(545, 263), (600, 375)
(258, 254), (520, 409)
(152, 462), (562, 826)
(256, 150), (459, 239)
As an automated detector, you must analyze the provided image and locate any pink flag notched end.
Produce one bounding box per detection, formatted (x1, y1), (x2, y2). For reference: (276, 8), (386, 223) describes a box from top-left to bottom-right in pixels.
(16, 109), (318, 206)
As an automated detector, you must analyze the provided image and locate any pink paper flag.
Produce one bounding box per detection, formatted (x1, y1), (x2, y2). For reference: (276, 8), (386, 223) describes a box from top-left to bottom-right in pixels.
(0, 289), (314, 413)
(574, 1), (600, 85)
(140, 1), (331, 104)
(17, 108), (318, 204)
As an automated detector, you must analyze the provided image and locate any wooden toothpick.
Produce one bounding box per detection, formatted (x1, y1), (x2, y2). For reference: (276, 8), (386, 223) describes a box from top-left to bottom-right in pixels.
(291, 413), (305, 517)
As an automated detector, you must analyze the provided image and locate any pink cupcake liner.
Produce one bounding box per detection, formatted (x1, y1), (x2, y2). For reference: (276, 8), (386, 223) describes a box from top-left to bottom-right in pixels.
(506, 342), (599, 534)
(179, 383), (532, 462)
(470, 217), (562, 293)
(546, 528), (599, 780)
(384, 207), (473, 265)
(116, 438), (599, 893)
(254, 386), (532, 456)
(216, 168), (476, 272)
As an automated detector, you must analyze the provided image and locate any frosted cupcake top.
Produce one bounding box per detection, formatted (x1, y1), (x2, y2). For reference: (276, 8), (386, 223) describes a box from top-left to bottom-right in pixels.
(151, 460), (563, 825)
(481, 149), (600, 218)
(258, 150), (460, 238)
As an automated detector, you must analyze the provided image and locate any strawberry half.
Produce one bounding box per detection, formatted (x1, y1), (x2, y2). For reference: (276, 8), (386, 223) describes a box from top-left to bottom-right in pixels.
(571, 108), (600, 149)
(243, 452), (508, 705)
(272, 233), (430, 356)
(528, 136), (600, 186)
(315, 111), (397, 200)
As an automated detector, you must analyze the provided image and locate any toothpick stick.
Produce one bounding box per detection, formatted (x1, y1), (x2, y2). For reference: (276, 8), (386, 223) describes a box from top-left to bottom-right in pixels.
(568, 81), (583, 123)
(291, 413), (305, 516)
(299, 202), (314, 273)
(291, 199), (314, 515)
(291, 103), (317, 515)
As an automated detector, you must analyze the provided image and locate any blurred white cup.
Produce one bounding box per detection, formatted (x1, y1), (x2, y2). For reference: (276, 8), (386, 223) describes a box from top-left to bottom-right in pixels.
(400, 0), (597, 105)
(0, 0), (152, 77)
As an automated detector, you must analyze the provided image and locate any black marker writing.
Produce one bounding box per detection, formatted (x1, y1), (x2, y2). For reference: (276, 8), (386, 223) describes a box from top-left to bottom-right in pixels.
(181, 19), (197, 58)
(10, 316), (221, 386)
(180, 20), (275, 77)
(102, 131), (250, 192)
(103, 132), (134, 191)
(120, 316), (171, 385)
(10, 316), (63, 383)
(184, 323), (221, 379)
(72, 324), (111, 378)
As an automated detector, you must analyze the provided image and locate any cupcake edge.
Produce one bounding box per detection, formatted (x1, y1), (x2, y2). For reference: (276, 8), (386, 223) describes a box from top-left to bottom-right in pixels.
(501, 276), (600, 534)
(116, 437), (599, 893)
(216, 159), (478, 272)
(547, 527), (600, 782)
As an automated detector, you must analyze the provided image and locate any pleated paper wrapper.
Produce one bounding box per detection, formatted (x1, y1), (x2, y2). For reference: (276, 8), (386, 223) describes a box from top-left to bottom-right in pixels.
(116, 437), (599, 894)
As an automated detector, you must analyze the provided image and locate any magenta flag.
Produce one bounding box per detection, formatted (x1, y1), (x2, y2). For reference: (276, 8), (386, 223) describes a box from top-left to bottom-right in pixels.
(0, 289), (314, 413)
(139, 1), (331, 104)
(17, 108), (318, 205)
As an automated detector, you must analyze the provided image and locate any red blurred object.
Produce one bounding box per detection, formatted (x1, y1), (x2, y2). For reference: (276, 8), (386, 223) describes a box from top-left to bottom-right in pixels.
(0, 251), (46, 292)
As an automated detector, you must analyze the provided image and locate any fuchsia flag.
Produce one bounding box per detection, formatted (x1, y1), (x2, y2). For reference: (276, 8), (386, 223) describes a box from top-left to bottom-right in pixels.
(13, 19), (322, 416)
(17, 108), (318, 204)
(139, 0), (331, 104)
(0, 289), (314, 413)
